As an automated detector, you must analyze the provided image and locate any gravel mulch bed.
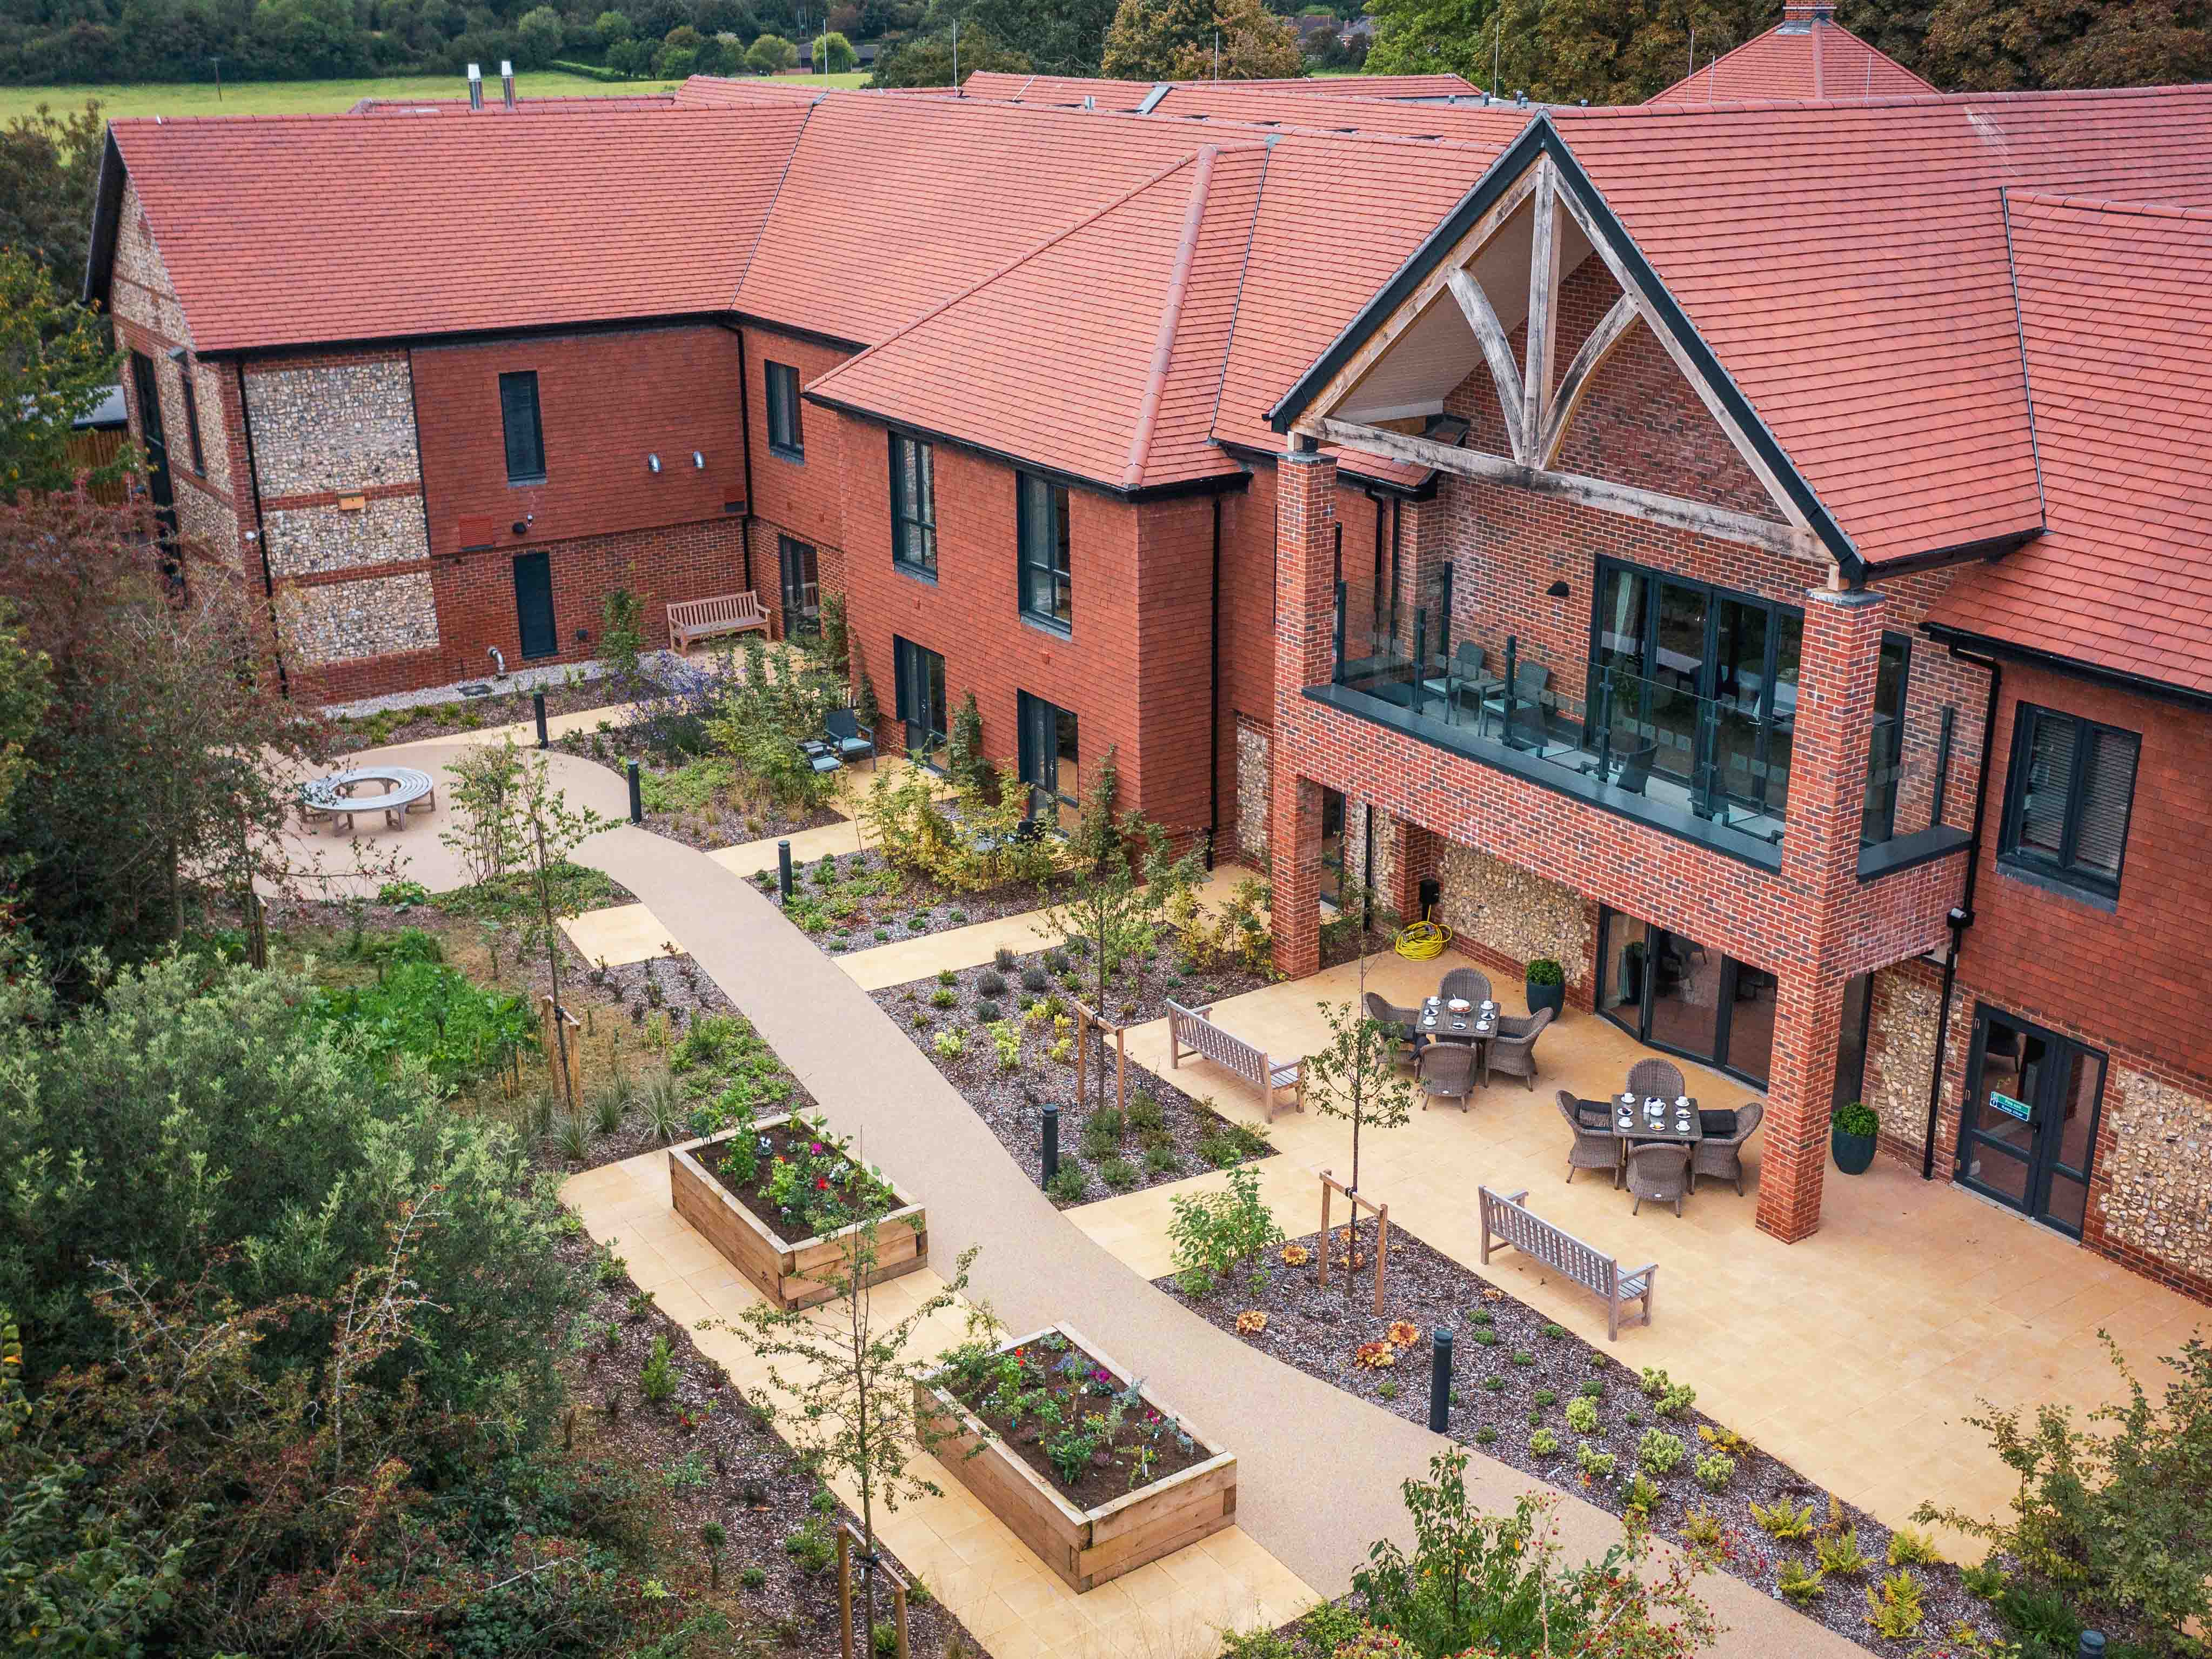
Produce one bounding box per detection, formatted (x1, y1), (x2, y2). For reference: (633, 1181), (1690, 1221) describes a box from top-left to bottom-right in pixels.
(555, 1225), (984, 1657)
(1161, 1225), (2006, 1656)
(330, 669), (644, 748)
(751, 847), (1076, 955)
(871, 945), (1277, 1207)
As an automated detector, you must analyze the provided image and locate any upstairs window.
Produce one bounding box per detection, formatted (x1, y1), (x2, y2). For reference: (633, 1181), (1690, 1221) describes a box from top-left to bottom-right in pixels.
(890, 432), (936, 577)
(499, 371), (545, 483)
(1999, 704), (2139, 901)
(1017, 472), (1072, 631)
(765, 361), (804, 460)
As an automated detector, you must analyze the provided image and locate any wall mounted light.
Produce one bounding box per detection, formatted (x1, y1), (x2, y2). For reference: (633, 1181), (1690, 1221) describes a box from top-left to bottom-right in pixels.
(1546, 580), (1571, 599)
(692, 451), (705, 470)
(647, 452), (661, 473)
(510, 519), (528, 537)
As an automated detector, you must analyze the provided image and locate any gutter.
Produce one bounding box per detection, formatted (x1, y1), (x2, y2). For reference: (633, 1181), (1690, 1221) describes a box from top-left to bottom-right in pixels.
(1922, 643), (2002, 1180)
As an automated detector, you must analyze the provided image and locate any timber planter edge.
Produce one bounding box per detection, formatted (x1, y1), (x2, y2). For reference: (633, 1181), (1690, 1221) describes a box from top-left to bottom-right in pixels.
(914, 1323), (1238, 1593)
(667, 1116), (928, 1311)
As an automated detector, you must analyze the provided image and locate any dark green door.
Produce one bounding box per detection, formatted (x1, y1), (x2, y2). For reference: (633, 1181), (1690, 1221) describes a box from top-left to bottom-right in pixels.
(513, 552), (556, 660)
(129, 351), (177, 542)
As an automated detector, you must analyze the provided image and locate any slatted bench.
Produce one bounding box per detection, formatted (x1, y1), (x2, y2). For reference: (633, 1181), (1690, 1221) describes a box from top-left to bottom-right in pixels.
(1479, 1186), (1656, 1341)
(667, 592), (768, 654)
(1166, 998), (1305, 1121)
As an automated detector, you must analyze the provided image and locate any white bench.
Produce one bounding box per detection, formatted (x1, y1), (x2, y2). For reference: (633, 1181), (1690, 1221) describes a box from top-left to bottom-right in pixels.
(667, 592), (768, 654)
(1166, 998), (1304, 1121)
(1479, 1186), (1656, 1341)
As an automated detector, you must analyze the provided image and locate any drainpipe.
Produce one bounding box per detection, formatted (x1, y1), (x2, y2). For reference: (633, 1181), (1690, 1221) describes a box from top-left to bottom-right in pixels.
(1922, 645), (2003, 1179)
(734, 326), (755, 596)
(1206, 491), (1221, 869)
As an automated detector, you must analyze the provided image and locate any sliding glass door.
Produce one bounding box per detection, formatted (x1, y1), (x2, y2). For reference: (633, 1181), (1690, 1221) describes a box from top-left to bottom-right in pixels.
(1594, 905), (1785, 1089)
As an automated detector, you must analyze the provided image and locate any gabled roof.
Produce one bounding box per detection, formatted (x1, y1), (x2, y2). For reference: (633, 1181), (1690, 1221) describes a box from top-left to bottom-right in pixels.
(672, 76), (846, 106)
(347, 93), (678, 113)
(957, 71), (1479, 111)
(807, 144), (1271, 492)
(1648, 7), (1935, 106)
(89, 106), (810, 351)
(1927, 195), (2212, 701)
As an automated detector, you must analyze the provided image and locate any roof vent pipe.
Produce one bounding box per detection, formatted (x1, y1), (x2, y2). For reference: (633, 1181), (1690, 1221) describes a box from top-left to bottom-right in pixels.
(1514, 89), (1527, 106)
(500, 59), (516, 109)
(466, 63), (483, 110)
(1082, 94), (1095, 109)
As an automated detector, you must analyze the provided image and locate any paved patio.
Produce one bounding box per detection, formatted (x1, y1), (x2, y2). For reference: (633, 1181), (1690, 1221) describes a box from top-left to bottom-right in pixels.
(1113, 950), (2209, 1553)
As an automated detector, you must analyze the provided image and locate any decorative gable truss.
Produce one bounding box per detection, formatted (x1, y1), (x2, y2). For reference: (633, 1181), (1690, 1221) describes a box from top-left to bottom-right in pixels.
(1285, 148), (1832, 567)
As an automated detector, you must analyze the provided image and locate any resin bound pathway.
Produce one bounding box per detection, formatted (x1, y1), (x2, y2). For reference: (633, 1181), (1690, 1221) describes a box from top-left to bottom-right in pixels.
(563, 820), (1861, 1658)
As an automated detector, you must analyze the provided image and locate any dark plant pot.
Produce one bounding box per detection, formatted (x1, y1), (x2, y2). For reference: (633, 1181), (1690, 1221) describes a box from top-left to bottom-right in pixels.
(1526, 977), (1566, 1018)
(1831, 1127), (1877, 1175)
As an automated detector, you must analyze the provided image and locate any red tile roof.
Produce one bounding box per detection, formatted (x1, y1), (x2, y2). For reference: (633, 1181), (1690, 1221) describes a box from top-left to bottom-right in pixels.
(347, 93), (679, 113)
(809, 144), (1271, 489)
(1554, 85), (2212, 566)
(1927, 195), (2212, 697)
(101, 106), (810, 352)
(957, 71), (1479, 109)
(671, 75), (847, 105)
(1647, 10), (1935, 105)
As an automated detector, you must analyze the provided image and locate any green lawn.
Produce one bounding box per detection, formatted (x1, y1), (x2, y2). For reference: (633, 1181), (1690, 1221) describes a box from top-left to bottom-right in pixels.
(0, 68), (870, 123)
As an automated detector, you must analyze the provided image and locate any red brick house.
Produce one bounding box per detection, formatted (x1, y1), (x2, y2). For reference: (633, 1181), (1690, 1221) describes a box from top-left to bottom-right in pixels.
(83, 69), (2212, 1299)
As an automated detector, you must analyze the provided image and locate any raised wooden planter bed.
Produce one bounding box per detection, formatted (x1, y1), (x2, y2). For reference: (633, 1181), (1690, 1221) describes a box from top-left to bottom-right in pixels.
(669, 1116), (927, 1311)
(914, 1324), (1237, 1593)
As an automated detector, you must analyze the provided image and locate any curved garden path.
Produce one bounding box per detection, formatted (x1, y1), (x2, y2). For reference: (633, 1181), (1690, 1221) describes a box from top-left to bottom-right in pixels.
(342, 732), (1854, 1654)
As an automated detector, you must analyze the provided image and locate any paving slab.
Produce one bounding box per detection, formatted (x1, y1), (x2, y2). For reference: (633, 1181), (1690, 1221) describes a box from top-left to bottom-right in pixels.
(559, 902), (680, 967)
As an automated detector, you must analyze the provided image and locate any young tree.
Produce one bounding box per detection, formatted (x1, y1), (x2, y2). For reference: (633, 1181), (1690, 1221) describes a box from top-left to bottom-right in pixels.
(867, 22), (1031, 85)
(1101, 0), (1305, 79)
(747, 30), (800, 70)
(441, 737), (529, 887)
(1302, 991), (1415, 1277)
(813, 28), (858, 69)
(514, 751), (607, 1112)
(716, 1212), (979, 1648)
(1, 251), (126, 505)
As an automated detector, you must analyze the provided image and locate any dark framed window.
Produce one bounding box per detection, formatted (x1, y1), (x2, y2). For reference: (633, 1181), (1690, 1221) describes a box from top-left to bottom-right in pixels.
(777, 536), (820, 637)
(499, 371), (545, 484)
(890, 432), (936, 577)
(765, 361), (804, 460)
(893, 635), (947, 761)
(1017, 691), (1079, 830)
(1999, 704), (2138, 900)
(1861, 632), (1911, 844)
(1017, 472), (1072, 631)
(176, 357), (206, 475)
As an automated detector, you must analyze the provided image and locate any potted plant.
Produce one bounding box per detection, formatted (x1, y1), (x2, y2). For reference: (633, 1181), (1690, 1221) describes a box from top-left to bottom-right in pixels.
(1831, 1101), (1880, 1175)
(1525, 957), (1566, 1017)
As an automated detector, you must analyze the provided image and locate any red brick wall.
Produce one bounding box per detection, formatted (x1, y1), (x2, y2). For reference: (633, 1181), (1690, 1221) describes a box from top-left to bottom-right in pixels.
(1216, 463), (1281, 859)
(411, 324), (746, 561)
(746, 325), (852, 635)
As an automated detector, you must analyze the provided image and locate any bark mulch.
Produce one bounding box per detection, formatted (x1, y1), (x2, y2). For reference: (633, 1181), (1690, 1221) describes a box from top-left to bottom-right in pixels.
(752, 847), (1075, 955)
(1161, 1225), (2008, 1657)
(555, 1225), (984, 1657)
(872, 937), (1279, 1208)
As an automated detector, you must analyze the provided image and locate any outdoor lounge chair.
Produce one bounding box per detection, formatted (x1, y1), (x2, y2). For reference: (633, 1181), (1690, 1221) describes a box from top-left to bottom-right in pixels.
(823, 707), (876, 769)
(1417, 1040), (1478, 1112)
(1558, 1092), (1623, 1187)
(1480, 663), (1552, 738)
(1439, 967), (1492, 1007)
(1365, 991), (1422, 1066)
(1693, 1100), (1764, 1195)
(1627, 1057), (1688, 1101)
(1486, 1006), (1553, 1088)
(1627, 1141), (1692, 1216)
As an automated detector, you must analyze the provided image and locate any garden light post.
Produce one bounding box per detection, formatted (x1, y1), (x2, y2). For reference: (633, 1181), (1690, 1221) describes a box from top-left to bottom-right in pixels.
(626, 758), (643, 824)
(2080, 1636), (2106, 1658)
(778, 839), (793, 903)
(534, 691), (548, 748)
(1428, 1326), (1453, 1431)
(1041, 1102), (1059, 1186)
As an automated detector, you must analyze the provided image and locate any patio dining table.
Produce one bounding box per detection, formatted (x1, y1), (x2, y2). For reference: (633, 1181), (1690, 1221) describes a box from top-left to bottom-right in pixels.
(1415, 994), (1499, 1085)
(1596, 1091), (1704, 1147)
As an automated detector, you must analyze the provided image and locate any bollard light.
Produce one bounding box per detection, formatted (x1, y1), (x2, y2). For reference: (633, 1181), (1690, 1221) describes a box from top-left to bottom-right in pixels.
(626, 759), (642, 825)
(778, 840), (793, 904)
(533, 690), (548, 749)
(1041, 1103), (1060, 1186)
(1429, 1327), (1454, 1431)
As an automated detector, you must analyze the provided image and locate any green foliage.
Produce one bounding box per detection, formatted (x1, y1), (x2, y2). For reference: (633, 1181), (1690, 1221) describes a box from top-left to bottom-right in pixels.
(0, 101), (106, 292)
(600, 584), (646, 678)
(1046, 1158), (1090, 1203)
(1913, 1335), (2212, 1653)
(1638, 1429), (1685, 1475)
(1298, 1598), (1371, 1655)
(1303, 993), (1418, 1193)
(945, 689), (989, 795)
(1575, 1441), (1615, 1478)
(640, 1334), (678, 1404)
(1888, 1524), (1942, 1566)
(1750, 1497), (1817, 1541)
(1833, 1100), (1881, 1138)
(784, 1517), (835, 1574)
(812, 29), (858, 71)
(1961, 1556), (2012, 1600)
(1102, 0), (1304, 77)
(1693, 1452), (1736, 1493)
(310, 958), (536, 1089)
(747, 31), (799, 71)
(1167, 1166), (1284, 1298)
(863, 755), (1062, 894)
(1565, 1396), (1600, 1435)
(707, 635), (846, 811)
(869, 22), (1033, 87)
(1867, 1570), (1928, 1639)
(1816, 1524), (1873, 1575)
(0, 247), (122, 503)
(1777, 1557), (1828, 1606)
(1528, 1427), (1559, 1456)
(1525, 956), (1565, 986)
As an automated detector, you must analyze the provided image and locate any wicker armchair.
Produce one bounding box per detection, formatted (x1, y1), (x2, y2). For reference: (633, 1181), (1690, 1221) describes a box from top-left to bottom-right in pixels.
(1364, 991), (1421, 1066)
(1418, 1041), (1478, 1112)
(1693, 1099), (1764, 1195)
(1626, 1141), (1692, 1217)
(1557, 1091), (1622, 1187)
(1439, 967), (1493, 1007)
(1626, 1057), (1688, 1101)
(1486, 1006), (1553, 1088)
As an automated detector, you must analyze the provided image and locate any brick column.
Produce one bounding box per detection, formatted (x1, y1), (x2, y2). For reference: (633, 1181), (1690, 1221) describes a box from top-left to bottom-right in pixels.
(1758, 586), (1888, 1243)
(1271, 447), (1338, 980)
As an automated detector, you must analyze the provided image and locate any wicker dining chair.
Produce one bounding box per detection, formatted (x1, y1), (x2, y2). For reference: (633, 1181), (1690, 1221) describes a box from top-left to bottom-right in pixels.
(1486, 1006), (1554, 1088)
(1557, 1091), (1623, 1187)
(1418, 1040), (1479, 1112)
(1626, 1141), (1692, 1216)
(1693, 1099), (1765, 1195)
(1626, 1057), (1688, 1101)
(1439, 967), (1493, 1007)
(1364, 990), (1421, 1066)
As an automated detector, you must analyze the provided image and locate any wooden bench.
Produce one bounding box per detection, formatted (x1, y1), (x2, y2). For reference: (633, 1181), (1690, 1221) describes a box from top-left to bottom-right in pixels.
(667, 592), (768, 654)
(1166, 998), (1304, 1120)
(1478, 1186), (1656, 1341)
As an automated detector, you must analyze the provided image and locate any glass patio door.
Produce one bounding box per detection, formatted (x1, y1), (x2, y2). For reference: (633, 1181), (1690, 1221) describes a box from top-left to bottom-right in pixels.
(1959, 1008), (2105, 1236)
(1595, 905), (1775, 1089)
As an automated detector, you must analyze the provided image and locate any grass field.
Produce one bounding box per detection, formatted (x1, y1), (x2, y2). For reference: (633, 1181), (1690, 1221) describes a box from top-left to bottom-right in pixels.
(0, 67), (870, 122)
